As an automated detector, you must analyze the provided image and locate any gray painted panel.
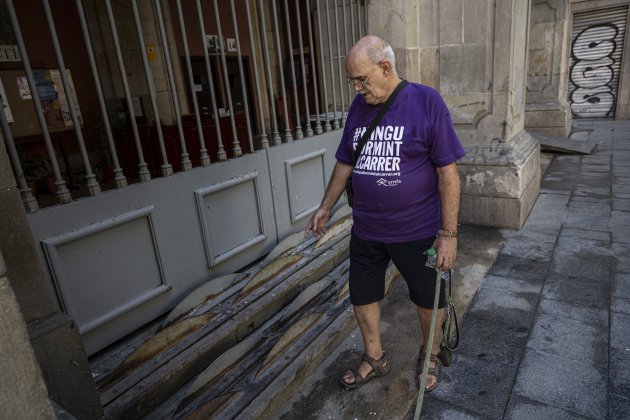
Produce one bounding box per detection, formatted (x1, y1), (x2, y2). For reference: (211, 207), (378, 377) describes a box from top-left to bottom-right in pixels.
(195, 171), (266, 267)
(41, 206), (168, 333)
(267, 132), (345, 239)
(285, 149), (327, 224)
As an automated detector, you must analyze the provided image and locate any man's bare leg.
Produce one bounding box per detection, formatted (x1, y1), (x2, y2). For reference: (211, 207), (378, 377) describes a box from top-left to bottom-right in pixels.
(342, 301), (386, 383)
(418, 307), (445, 390)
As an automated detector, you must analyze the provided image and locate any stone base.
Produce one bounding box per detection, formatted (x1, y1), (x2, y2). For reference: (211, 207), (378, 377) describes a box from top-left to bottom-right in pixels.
(29, 313), (103, 419)
(525, 100), (572, 138)
(458, 131), (541, 229)
(460, 168), (541, 229)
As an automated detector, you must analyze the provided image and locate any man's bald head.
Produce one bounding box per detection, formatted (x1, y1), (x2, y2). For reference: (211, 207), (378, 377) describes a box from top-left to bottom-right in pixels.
(348, 35), (396, 69)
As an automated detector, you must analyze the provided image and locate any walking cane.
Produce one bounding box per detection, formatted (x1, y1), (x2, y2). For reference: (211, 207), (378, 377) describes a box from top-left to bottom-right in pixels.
(413, 267), (442, 420)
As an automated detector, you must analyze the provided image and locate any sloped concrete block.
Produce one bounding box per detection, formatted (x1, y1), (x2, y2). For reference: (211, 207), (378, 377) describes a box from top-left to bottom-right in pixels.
(460, 168), (541, 229)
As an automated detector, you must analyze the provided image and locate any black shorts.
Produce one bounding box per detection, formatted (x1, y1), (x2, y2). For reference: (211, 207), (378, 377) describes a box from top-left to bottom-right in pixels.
(349, 232), (446, 309)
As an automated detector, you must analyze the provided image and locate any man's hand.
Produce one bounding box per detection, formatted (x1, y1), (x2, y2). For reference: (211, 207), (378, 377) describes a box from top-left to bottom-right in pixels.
(433, 235), (457, 271)
(305, 206), (331, 239)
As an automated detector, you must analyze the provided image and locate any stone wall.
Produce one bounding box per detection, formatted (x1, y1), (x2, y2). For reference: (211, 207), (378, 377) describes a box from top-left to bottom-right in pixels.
(0, 137), (102, 418)
(0, 250), (54, 419)
(369, 0), (540, 229)
(525, 0), (572, 137)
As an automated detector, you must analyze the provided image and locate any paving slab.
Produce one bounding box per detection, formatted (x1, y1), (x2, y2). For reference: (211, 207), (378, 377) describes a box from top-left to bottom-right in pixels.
(526, 304), (608, 369)
(612, 242), (630, 273)
(455, 310), (530, 367)
(520, 193), (568, 235)
(553, 233), (610, 256)
(558, 227), (611, 242)
(564, 206), (612, 232)
(613, 183), (630, 198)
(542, 272), (609, 308)
(505, 395), (592, 420)
(424, 353), (517, 420)
(536, 297), (608, 327)
(405, 397), (486, 420)
(548, 244), (611, 279)
(611, 223), (630, 244)
(609, 394), (630, 420)
(613, 273), (630, 299)
(513, 349), (607, 420)
(488, 254), (550, 283)
(498, 234), (556, 262)
(612, 296), (630, 315)
(612, 198), (630, 212)
(481, 274), (543, 295)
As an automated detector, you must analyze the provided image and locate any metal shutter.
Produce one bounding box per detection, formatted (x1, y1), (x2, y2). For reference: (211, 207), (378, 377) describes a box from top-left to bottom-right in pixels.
(569, 6), (628, 119)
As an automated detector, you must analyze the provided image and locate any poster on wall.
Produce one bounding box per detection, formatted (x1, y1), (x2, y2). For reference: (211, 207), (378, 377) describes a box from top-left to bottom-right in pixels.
(15, 69), (83, 129)
(0, 78), (13, 123)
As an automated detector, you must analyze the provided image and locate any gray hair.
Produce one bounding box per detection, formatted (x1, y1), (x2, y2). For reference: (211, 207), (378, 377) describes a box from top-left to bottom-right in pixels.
(367, 41), (395, 67)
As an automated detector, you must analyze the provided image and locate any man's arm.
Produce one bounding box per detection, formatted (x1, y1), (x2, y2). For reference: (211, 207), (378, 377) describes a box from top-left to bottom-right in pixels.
(434, 162), (460, 270)
(305, 161), (354, 239)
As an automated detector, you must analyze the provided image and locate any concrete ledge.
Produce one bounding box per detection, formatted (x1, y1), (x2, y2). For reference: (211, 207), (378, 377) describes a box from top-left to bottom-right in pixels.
(458, 131), (541, 228)
(460, 168), (541, 229)
(525, 100), (572, 138)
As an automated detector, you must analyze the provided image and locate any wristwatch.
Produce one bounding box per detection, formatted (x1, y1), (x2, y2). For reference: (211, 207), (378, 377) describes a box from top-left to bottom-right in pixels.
(438, 229), (457, 238)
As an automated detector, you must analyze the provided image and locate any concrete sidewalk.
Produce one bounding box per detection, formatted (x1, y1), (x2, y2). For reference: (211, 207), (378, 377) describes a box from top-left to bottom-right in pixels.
(273, 120), (630, 420)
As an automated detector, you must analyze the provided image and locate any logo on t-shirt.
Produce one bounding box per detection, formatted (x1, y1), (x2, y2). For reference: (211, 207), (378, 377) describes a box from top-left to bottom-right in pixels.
(376, 178), (401, 187)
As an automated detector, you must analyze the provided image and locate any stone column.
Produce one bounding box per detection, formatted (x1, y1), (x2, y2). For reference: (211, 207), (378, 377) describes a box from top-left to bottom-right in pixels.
(525, 0), (572, 137)
(0, 250), (54, 419)
(0, 137), (102, 417)
(370, 0), (540, 229)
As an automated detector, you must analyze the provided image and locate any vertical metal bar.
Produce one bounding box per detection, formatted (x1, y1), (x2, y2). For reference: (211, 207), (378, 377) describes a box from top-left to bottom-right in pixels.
(0, 94), (38, 212)
(155, 0), (191, 171)
(131, 0), (172, 176)
(306, 0), (322, 135)
(42, 0), (102, 194)
(212, 0), (242, 157)
(363, 0), (368, 35)
(6, 0), (71, 203)
(257, 0), (281, 145)
(195, 0), (226, 161)
(325, 0), (339, 130)
(271, 0), (293, 142)
(357, 0), (363, 37)
(229, 0), (254, 152)
(282, 0), (303, 140)
(244, 0), (269, 149)
(350, 0), (356, 44)
(175, 0), (210, 166)
(342, 0), (352, 105)
(295, 0), (312, 137)
(43, 1), (103, 193)
(316, 0), (331, 132)
(333, 0), (346, 127)
(105, 0), (150, 181)
(75, 0), (127, 188)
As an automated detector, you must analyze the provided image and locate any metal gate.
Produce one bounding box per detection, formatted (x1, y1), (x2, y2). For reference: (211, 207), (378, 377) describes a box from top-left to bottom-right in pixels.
(1, 0), (366, 355)
(569, 6), (628, 118)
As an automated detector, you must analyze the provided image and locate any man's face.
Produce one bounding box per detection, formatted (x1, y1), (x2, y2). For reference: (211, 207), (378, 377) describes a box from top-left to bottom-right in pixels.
(346, 57), (385, 105)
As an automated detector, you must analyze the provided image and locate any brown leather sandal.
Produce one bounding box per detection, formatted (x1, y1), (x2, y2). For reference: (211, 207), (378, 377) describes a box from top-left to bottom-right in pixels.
(415, 351), (439, 393)
(341, 352), (390, 390)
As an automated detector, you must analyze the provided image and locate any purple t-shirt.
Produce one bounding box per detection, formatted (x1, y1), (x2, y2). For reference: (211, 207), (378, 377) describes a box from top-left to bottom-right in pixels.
(335, 82), (465, 243)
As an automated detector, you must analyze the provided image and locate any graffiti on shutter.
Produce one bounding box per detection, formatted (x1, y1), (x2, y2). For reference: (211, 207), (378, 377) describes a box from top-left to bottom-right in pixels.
(569, 7), (628, 118)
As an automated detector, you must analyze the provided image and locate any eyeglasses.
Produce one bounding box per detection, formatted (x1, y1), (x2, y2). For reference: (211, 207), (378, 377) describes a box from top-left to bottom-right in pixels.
(347, 65), (379, 89)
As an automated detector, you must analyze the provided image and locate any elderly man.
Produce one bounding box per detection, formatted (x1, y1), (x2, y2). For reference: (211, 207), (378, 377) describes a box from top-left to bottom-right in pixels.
(305, 35), (464, 393)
